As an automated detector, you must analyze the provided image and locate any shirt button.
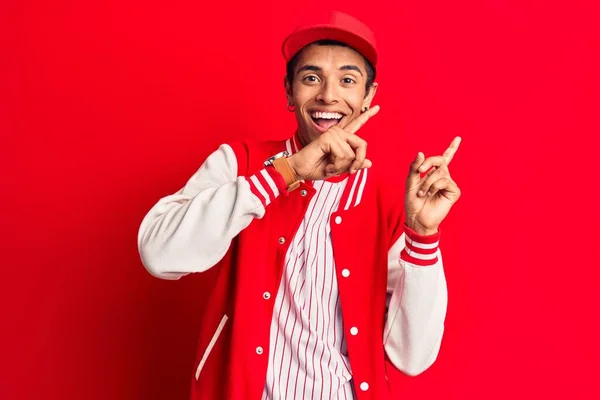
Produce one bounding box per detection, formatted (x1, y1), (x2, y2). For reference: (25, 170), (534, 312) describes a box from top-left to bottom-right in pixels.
(341, 269), (350, 278)
(360, 382), (369, 391)
(350, 327), (358, 336)
(278, 237), (285, 244)
(300, 189), (308, 196)
(335, 216), (342, 224)
(263, 292), (271, 300)
(256, 346), (264, 355)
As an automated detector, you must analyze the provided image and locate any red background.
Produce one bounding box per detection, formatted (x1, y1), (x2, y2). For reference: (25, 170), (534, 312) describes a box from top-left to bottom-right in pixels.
(1, 0), (599, 399)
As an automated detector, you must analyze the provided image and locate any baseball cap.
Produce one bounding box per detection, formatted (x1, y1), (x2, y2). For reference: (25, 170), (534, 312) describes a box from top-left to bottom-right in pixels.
(281, 11), (378, 67)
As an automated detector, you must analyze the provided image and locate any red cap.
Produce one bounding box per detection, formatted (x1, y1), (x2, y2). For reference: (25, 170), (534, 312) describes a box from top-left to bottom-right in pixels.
(282, 11), (378, 67)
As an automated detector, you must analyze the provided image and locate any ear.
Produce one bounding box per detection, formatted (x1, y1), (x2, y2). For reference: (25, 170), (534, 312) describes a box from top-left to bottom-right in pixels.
(284, 76), (293, 104)
(362, 82), (378, 109)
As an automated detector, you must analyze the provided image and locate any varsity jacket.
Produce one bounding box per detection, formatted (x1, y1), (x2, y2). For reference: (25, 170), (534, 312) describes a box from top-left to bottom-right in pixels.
(137, 134), (448, 399)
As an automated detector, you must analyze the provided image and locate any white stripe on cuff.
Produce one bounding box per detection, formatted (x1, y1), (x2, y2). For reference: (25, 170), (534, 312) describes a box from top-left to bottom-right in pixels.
(405, 236), (440, 250)
(404, 249), (438, 260)
(250, 175), (270, 205)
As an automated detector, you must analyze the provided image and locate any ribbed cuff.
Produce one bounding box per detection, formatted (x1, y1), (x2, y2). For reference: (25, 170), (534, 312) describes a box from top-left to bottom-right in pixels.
(400, 224), (441, 266)
(247, 167), (288, 207)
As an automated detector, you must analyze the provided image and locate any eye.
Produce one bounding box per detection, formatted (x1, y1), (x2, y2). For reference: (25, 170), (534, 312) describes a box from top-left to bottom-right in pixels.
(303, 75), (320, 83)
(342, 77), (356, 84)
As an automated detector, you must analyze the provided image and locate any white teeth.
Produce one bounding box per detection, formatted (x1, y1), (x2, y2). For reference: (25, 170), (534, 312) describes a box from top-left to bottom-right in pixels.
(310, 111), (343, 119)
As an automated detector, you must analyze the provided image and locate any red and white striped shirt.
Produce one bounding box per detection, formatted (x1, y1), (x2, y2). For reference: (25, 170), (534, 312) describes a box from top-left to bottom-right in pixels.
(262, 178), (355, 400)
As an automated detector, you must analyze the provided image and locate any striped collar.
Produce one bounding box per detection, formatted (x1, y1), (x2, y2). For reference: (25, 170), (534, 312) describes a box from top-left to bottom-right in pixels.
(284, 132), (303, 155)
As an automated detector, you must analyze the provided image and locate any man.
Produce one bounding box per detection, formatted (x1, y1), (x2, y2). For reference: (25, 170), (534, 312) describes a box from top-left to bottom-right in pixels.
(138, 10), (461, 400)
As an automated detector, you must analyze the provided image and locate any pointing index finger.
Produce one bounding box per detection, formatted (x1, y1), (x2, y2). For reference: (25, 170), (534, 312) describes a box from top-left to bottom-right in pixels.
(344, 105), (380, 135)
(443, 136), (462, 164)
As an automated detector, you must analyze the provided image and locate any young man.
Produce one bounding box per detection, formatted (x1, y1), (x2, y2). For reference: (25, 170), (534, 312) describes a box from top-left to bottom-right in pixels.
(138, 11), (461, 400)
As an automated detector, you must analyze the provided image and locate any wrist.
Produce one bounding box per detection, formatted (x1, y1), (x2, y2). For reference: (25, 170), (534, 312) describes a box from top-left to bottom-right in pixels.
(404, 219), (438, 236)
(409, 228), (438, 236)
(286, 155), (303, 181)
(272, 156), (300, 190)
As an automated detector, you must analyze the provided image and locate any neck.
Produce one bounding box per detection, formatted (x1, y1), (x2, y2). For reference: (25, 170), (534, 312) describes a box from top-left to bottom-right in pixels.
(296, 129), (311, 148)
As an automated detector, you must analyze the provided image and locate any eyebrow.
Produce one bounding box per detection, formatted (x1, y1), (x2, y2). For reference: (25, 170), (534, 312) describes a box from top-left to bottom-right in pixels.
(296, 64), (364, 76)
(339, 65), (363, 76)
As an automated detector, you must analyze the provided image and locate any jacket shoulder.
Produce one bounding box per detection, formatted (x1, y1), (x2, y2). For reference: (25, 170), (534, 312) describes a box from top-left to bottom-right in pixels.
(223, 138), (287, 177)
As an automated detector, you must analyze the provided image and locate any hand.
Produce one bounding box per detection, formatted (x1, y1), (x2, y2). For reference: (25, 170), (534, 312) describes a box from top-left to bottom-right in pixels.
(404, 137), (462, 235)
(287, 106), (380, 181)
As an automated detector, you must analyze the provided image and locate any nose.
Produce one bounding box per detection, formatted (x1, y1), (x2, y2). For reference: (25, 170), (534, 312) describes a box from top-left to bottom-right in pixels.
(315, 81), (339, 104)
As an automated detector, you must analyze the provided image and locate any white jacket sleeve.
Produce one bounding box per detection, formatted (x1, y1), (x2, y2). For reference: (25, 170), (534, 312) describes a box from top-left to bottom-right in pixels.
(383, 228), (448, 376)
(137, 144), (282, 280)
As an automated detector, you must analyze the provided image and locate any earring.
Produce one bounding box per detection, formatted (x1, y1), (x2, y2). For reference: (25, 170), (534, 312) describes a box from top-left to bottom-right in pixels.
(287, 102), (295, 112)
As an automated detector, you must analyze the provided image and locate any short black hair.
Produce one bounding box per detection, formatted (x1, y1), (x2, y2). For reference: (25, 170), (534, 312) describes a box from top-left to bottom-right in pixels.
(285, 39), (376, 96)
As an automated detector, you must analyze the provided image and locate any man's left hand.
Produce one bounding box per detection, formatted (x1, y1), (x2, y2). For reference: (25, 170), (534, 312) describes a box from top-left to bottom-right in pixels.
(404, 137), (462, 236)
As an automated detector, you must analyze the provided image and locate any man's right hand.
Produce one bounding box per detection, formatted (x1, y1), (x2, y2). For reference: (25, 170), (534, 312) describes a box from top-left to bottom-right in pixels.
(287, 105), (380, 181)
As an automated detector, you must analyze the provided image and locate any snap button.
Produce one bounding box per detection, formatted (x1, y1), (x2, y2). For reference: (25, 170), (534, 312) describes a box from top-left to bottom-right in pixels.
(300, 189), (308, 196)
(263, 292), (271, 300)
(341, 269), (350, 278)
(278, 237), (285, 244)
(335, 216), (342, 224)
(350, 327), (358, 335)
(360, 382), (369, 391)
(256, 346), (264, 355)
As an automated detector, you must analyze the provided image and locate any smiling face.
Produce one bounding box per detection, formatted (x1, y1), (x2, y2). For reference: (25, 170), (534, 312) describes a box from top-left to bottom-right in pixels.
(285, 42), (378, 145)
